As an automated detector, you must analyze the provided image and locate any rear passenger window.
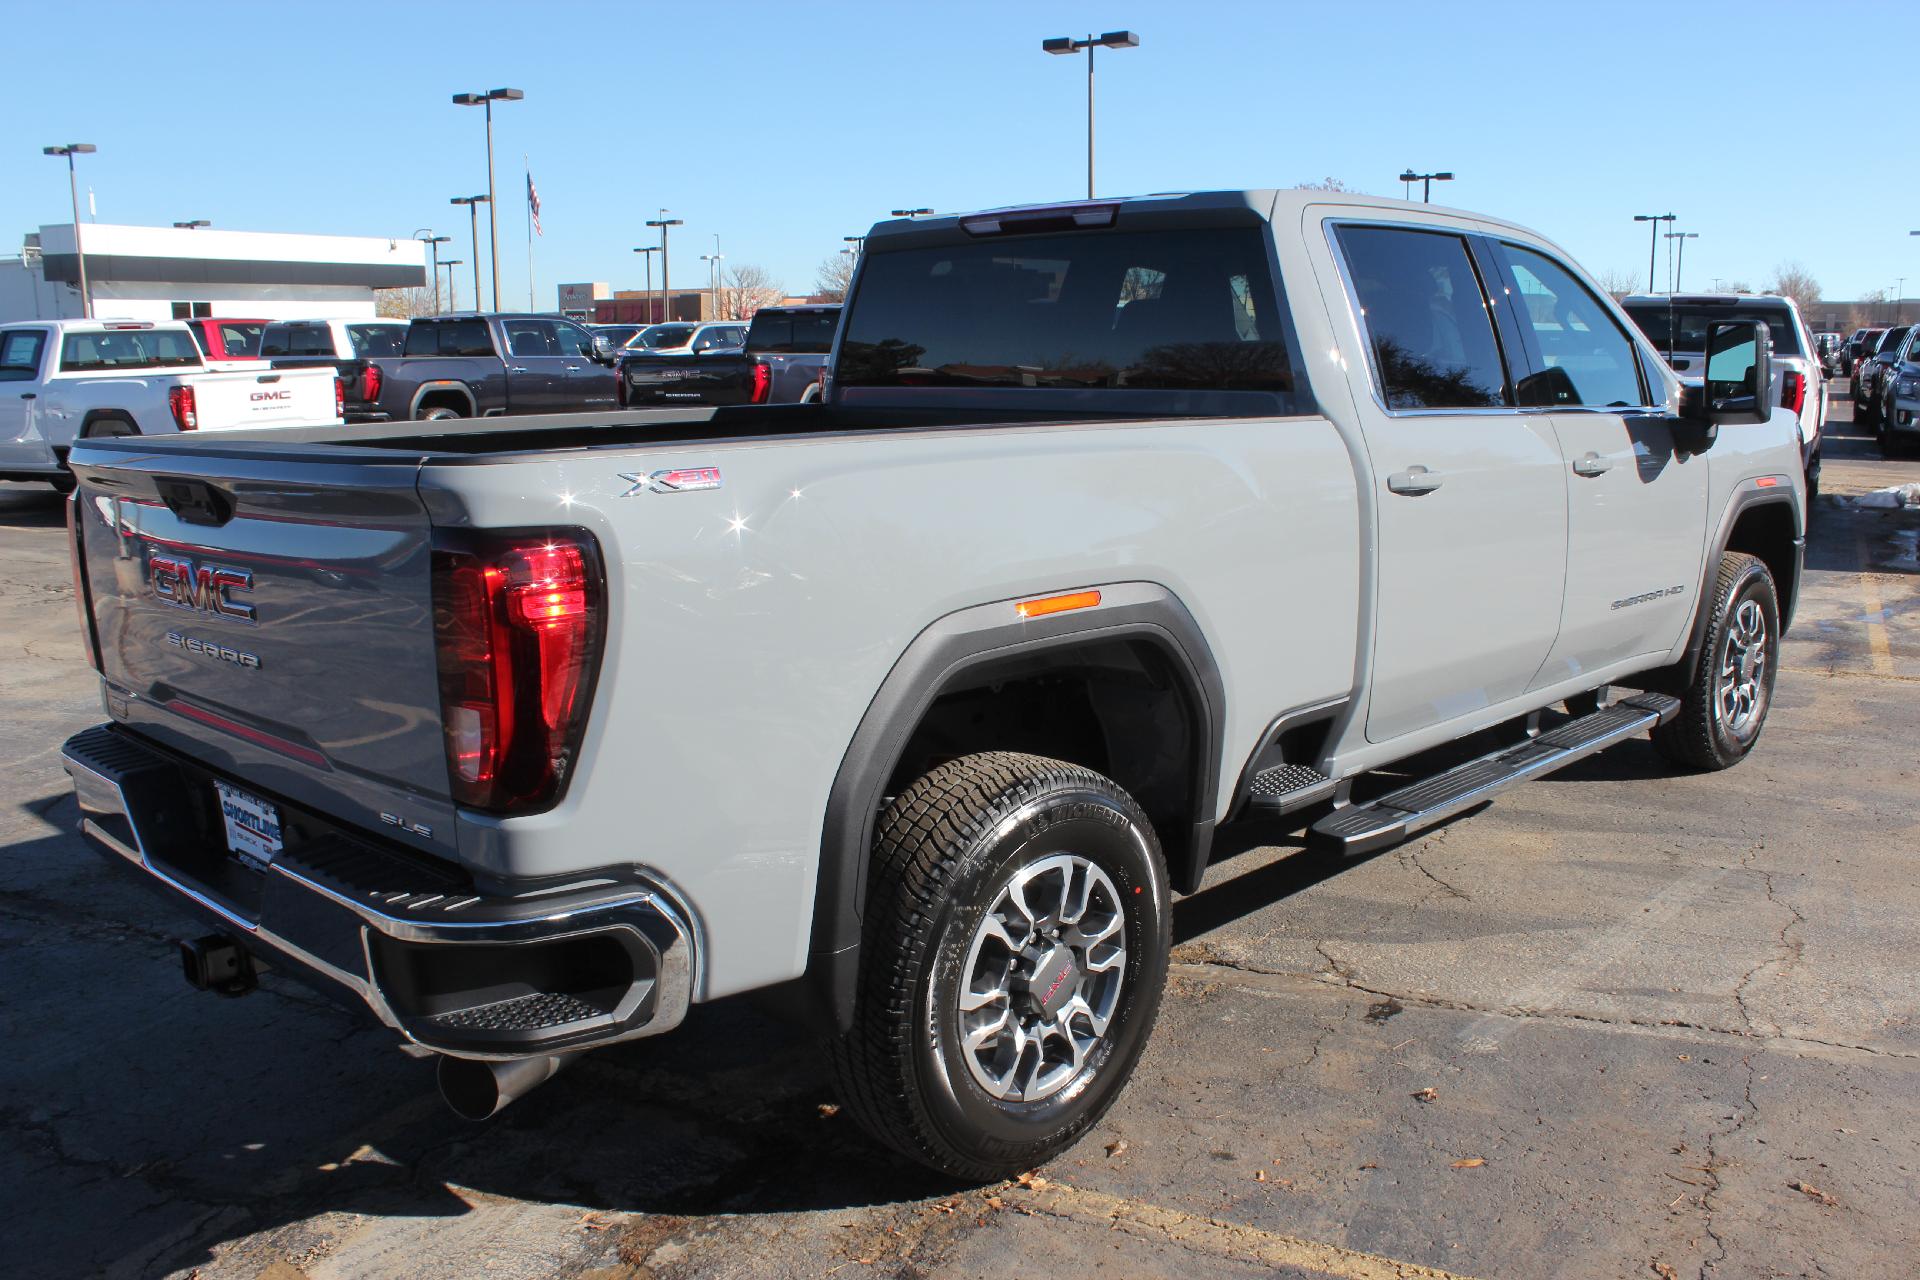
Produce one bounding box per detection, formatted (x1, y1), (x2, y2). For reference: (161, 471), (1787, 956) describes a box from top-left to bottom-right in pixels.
(504, 320), (558, 357)
(406, 320), (494, 357)
(1495, 244), (1645, 408)
(1336, 226), (1508, 410)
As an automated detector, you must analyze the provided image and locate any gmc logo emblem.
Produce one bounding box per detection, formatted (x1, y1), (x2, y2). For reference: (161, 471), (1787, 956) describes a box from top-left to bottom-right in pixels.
(250, 390), (293, 402)
(149, 554), (255, 622)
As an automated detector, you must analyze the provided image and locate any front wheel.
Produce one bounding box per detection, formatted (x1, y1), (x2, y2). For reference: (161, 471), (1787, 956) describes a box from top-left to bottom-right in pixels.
(827, 752), (1170, 1180)
(1652, 552), (1780, 771)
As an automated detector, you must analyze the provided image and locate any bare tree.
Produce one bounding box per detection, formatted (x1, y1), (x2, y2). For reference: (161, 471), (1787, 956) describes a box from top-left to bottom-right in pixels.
(1849, 289), (1890, 330)
(374, 287), (437, 319)
(813, 253), (857, 303)
(1293, 177), (1354, 192)
(1768, 263), (1821, 311)
(717, 263), (784, 320)
(1594, 267), (1641, 299)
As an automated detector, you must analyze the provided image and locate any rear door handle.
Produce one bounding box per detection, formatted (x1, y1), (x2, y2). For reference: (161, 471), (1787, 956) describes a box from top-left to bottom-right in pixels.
(507, 365), (530, 373)
(1571, 452), (1613, 477)
(563, 365), (584, 372)
(1386, 465), (1443, 495)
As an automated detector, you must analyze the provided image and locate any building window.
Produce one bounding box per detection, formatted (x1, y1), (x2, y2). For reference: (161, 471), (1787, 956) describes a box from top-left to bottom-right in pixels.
(169, 302), (213, 319)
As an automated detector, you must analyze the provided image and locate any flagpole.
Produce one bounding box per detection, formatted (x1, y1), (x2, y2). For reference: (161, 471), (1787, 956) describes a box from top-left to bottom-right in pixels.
(525, 155), (535, 311)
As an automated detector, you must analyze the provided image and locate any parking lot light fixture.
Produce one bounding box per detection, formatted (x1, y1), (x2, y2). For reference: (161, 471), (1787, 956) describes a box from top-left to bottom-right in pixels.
(1043, 30), (1140, 199)
(1664, 230), (1698, 292)
(890, 208), (933, 218)
(416, 233), (452, 313)
(452, 88), (523, 310)
(645, 213), (683, 319)
(43, 143), (97, 318)
(1633, 213), (1676, 293)
(844, 235), (866, 253)
(632, 246), (660, 322)
(700, 253), (725, 319)
(440, 260), (462, 312)
(1397, 169), (1453, 203)
(172, 219), (211, 230)
(450, 195), (489, 310)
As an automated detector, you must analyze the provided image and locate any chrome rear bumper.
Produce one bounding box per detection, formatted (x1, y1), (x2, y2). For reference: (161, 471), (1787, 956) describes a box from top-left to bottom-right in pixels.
(62, 723), (694, 1060)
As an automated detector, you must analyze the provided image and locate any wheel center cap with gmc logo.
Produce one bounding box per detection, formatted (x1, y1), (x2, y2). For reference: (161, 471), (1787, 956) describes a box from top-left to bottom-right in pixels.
(1021, 944), (1082, 1019)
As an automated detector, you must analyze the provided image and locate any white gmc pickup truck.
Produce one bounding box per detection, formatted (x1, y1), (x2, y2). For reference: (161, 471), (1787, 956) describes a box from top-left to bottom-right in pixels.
(58, 190), (1804, 1179)
(0, 319), (343, 488)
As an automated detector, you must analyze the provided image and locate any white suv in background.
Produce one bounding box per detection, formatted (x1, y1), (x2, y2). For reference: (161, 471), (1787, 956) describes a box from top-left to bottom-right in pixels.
(1622, 293), (1826, 500)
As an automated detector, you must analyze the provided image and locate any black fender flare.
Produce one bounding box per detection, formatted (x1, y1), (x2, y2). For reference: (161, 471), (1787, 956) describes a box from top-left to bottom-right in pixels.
(1672, 485), (1803, 687)
(79, 410), (140, 438)
(805, 581), (1225, 1033)
(409, 382), (477, 419)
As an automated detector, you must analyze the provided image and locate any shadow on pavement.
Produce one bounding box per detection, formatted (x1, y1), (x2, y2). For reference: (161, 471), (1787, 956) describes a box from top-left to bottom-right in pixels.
(0, 485), (66, 529)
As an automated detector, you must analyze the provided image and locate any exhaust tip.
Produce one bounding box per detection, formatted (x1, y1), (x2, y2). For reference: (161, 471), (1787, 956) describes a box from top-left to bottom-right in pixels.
(437, 1053), (571, 1121)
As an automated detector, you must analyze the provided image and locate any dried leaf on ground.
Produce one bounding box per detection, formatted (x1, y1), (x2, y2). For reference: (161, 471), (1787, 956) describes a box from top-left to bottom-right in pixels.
(1790, 1181), (1838, 1207)
(1450, 1157), (1486, 1169)
(1015, 1171), (1050, 1190)
(1253, 1169), (1268, 1182)
(1412, 1087), (1439, 1103)
(1652, 1262), (1679, 1279)
(1105, 1139), (1129, 1158)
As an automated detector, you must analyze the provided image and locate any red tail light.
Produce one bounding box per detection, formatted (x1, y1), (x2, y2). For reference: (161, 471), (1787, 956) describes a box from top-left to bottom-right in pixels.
(168, 385), (198, 430)
(750, 360), (773, 404)
(333, 376), (346, 419)
(1781, 370), (1805, 417)
(360, 362), (382, 405)
(432, 530), (605, 813)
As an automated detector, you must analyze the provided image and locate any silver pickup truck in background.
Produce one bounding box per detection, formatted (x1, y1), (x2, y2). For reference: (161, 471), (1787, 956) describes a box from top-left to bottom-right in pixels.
(58, 190), (1804, 1179)
(0, 319), (343, 488)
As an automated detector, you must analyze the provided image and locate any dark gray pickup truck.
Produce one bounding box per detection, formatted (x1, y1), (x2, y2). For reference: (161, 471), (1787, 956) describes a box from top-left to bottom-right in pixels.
(619, 305), (840, 406)
(368, 313), (620, 421)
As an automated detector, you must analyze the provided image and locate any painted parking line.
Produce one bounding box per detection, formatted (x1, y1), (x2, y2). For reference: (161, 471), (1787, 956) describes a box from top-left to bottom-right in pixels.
(1018, 1180), (1482, 1280)
(1856, 570), (1898, 678)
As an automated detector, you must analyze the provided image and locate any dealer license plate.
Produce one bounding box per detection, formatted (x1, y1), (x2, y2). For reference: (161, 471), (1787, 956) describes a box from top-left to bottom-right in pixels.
(214, 780), (282, 870)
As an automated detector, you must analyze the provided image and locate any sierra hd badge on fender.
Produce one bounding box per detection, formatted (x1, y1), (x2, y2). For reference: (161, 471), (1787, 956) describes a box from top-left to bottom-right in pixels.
(619, 467), (723, 497)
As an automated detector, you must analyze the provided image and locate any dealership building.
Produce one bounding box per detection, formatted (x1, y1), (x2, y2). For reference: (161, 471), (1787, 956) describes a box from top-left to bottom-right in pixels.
(0, 223), (427, 324)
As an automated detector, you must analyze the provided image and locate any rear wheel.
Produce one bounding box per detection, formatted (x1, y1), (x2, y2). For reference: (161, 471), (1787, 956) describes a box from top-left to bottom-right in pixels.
(827, 752), (1170, 1180)
(1652, 552), (1779, 771)
(417, 405), (462, 421)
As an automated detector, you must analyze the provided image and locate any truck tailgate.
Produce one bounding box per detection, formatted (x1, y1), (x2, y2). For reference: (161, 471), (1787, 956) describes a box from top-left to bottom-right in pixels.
(69, 448), (459, 862)
(191, 366), (341, 430)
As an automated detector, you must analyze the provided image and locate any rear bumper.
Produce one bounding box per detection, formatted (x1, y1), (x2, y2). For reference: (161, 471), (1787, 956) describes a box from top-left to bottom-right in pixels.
(61, 724), (694, 1060)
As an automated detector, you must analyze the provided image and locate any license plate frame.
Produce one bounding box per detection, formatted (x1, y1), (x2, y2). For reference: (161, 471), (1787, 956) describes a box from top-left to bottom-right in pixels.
(214, 779), (283, 870)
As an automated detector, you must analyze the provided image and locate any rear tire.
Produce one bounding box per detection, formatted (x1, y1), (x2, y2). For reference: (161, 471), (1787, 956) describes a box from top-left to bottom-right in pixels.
(1652, 552), (1779, 772)
(417, 405), (462, 421)
(827, 752), (1170, 1181)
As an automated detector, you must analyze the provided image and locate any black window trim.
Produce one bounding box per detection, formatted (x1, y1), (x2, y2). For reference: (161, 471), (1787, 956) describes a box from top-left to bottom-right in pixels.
(1325, 217), (1518, 417)
(1477, 236), (1662, 414)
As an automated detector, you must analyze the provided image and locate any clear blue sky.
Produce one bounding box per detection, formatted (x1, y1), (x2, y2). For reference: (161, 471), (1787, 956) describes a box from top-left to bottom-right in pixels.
(4, 1), (1902, 307)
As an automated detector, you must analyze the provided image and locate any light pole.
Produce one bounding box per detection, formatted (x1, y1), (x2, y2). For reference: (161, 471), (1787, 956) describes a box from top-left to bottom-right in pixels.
(451, 87), (523, 310)
(172, 219), (211, 230)
(415, 233), (451, 313)
(43, 144), (96, 318)
(1664, 231), (1698, 293)
(632, 246), (659, 322)
(1397, 169), (1453, 203)
(645, 211), (683, 319)
(1633, 213), (1676, 293)
(700, 253), (724, 319)
(440, 261), (463, 312)
(1895, 279), (1907, 325)
(1042, 31), (1139, 200)
(450, 195), (488, 310)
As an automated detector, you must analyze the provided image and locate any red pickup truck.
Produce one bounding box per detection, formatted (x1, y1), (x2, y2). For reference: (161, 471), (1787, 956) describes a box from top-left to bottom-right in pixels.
(180, 318), (268, 361)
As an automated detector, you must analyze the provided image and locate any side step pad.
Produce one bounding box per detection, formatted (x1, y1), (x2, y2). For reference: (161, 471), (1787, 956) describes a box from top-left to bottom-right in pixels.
(1309, 692), (1681, 857)
(1245, 762), (1339, 815)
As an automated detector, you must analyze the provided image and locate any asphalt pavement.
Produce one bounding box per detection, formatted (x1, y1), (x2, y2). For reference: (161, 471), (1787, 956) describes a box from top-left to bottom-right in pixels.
(2, 396), (1916, 1280)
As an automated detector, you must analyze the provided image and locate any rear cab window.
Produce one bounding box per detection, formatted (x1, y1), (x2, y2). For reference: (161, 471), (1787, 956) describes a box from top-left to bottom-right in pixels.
(59, 327), (203, 372)
(216, 323), (264, 357)
(837, 225), (1295, 398)
(348, 324), (407, 358)
(746, 310), (840, 354)
(1624, 303), (1806, 358)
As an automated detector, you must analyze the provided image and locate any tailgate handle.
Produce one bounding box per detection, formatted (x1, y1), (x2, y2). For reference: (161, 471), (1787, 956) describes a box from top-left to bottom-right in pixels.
(156, 478), (235, 527)
(255, 374), (282, 383)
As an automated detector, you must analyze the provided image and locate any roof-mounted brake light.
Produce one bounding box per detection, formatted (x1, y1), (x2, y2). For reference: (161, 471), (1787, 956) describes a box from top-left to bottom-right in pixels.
(960, 204), (1119, 237)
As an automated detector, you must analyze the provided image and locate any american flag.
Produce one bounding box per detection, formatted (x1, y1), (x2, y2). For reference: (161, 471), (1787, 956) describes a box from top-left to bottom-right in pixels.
(527, 171), (542, 236)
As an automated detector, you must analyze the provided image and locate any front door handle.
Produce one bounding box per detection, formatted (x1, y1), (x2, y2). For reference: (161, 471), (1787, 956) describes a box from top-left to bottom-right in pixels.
(506, 365), (530, 373)
(563, 364), (584, 372)
(19, 393), (35, 400)
(1572, 452), (1613, 477)
(1386, 465), (1444, 495)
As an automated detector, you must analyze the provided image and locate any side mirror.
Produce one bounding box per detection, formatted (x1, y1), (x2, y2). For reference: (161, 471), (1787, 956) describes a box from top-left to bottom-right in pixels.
(591, 335), (615, 364)
(1677, 319), (1772, 446)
